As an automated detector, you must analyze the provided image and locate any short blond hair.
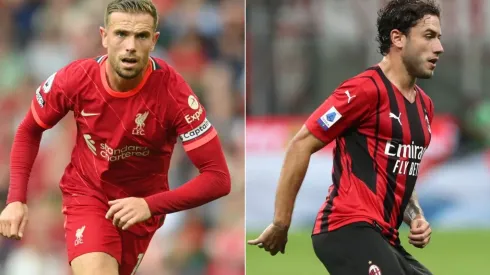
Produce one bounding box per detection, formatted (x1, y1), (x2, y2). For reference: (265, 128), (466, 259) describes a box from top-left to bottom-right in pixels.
(105, 0), (159, 31)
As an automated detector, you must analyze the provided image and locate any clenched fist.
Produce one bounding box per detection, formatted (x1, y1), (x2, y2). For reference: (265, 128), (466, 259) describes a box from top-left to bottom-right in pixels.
(408, 217), (431, 248)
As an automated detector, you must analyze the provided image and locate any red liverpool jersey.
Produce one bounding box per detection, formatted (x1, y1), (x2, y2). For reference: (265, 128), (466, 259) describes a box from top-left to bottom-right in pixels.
(306, 66), (433, 245)
(31, 55), (217, 222)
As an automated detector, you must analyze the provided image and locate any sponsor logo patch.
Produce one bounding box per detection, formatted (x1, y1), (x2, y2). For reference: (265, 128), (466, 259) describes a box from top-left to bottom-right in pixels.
(35, 86), (45, 107)
(42, 72), (57, 93)
(185, 106), (203, 124)
(188, 95), (199, 110)
(316, 106), (342, 131)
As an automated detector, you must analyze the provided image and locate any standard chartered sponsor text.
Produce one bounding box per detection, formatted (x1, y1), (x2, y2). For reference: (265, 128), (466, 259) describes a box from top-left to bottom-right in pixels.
(100, 143), (149, 161)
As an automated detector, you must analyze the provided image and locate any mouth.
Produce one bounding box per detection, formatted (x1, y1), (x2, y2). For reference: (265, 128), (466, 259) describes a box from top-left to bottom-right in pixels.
(428, 58), (438, 65)
(121, 57), (138, 65)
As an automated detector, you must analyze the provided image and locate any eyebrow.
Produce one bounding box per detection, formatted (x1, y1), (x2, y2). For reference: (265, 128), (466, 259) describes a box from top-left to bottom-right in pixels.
(424, 28), (442, 38)
(113, 29), (151, 36)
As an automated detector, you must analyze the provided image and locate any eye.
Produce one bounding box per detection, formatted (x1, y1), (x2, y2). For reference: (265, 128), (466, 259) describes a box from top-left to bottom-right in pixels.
(116, 31), (126, 37)
(136, 33), (149, 39)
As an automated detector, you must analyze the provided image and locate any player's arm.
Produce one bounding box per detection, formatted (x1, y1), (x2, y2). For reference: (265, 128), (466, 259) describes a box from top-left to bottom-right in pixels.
(249, 81), (372, 254)
(7, 110), (46, 204)
(403, 96), (433, 224)
(1, 67), (74, 240)
(272, 126), (325, 229)
(143, 81), (231, 215)
(403, 191), (424, 224)
(273, 82), (372, 229)
(406, 190), (432, 249)
(8, 68), (74, 204)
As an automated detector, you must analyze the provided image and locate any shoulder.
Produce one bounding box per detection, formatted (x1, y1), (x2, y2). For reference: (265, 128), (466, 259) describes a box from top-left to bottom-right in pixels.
(334, 69), (380, 99)
(150, 56), (191, 96)
(37, 58), (95, 97)
(415, 85), (432, 102)
(62, 57), (100, 76)
(416, 85), (434, 112)
(50, 57), (100, 87)
(149, 56), (184, 84)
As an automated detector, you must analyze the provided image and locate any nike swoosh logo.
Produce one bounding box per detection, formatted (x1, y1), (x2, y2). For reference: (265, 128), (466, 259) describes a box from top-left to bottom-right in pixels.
(81, 110), (99, 117)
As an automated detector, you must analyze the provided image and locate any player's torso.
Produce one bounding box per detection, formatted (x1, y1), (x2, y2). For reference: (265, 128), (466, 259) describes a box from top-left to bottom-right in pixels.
(65, 57), (179, 197)
(356, 69), (432, 183)
(326, 67), (433, 234)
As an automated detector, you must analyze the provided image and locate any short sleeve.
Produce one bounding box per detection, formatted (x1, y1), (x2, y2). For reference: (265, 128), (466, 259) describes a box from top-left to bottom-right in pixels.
(305, 80), (372, 145)
(168, 81), (217, 152)
(31, 66), (74, 129)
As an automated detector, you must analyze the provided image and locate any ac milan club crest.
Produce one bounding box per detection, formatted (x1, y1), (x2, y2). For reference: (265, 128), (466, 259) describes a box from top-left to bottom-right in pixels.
(369, 264), (382, 275)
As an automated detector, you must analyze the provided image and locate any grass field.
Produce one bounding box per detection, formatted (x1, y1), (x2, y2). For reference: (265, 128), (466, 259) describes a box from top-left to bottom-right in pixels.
(246, 229), (490, 275)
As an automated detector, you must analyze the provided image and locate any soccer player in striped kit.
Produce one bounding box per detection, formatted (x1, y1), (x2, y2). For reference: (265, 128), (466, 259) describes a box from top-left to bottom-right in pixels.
(249, 1), (443, 274)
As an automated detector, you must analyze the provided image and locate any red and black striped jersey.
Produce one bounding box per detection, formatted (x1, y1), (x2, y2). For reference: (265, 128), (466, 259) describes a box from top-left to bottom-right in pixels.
(305, 66), (433, 245)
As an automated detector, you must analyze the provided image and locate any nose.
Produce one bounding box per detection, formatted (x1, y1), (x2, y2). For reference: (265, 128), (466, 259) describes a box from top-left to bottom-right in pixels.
(125, 36), (136, 53)
(433, 39), (444, 55)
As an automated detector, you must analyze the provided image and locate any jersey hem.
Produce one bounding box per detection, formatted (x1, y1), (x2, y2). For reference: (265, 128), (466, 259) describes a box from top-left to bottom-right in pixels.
(312, 216), (400, 244)
(305, 122), (329, 145)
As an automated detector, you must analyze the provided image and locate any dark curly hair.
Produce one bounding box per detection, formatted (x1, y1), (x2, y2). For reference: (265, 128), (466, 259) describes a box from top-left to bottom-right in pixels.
(376, 0), (441, 56)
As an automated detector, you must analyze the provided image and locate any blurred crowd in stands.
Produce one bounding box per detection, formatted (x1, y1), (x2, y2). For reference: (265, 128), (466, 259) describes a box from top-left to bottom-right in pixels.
(248, 0), (490, 156)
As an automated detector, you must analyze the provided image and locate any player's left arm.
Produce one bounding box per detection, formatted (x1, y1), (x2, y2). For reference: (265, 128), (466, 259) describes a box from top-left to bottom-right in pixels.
(404, 96), (434, 224)
(143, 81), (231, 215)
(404, 95), (434, 225)
(405, 96), (434, 248)
(405, 191), (432, 248)
(403, 191), (424, 224)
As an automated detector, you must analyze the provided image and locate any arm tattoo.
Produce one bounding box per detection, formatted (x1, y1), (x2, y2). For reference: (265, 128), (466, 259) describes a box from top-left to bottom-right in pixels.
(404, 191), (424, 224)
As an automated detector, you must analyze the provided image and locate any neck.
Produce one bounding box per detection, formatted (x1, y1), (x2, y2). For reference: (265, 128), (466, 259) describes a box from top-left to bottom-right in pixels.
(105, 61), (147, 92)
(378, 55), (416, 93)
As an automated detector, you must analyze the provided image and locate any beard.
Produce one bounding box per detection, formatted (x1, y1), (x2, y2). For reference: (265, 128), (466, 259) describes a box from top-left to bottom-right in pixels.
(402, 49), (434, 80)
(109, 57), (145, 80)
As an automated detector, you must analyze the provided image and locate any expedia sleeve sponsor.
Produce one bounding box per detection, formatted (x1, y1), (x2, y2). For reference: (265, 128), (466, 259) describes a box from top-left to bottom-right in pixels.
(180, 118), (212, 142)
(35, 86), (45, 107)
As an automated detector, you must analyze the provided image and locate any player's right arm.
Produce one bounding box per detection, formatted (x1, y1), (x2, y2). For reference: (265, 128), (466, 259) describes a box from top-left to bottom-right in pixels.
(0, 65), (76, 240)
(248, 80), (372, 255)
(274, 80), (372, 228)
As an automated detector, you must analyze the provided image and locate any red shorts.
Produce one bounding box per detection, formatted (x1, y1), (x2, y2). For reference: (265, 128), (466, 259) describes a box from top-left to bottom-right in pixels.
(63, 198), (157, 275)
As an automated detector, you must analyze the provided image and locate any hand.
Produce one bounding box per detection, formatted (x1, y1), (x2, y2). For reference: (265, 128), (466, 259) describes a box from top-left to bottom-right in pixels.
(408, 217), (431, 248)
(247, 223), (288, 256)
(0, 202), (28, 240)
(105, 198), (151, 230)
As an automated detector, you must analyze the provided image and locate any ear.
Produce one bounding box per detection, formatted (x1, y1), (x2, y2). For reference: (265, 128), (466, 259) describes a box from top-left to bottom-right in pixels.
(390, 29), (406, 50)
(151, 31), (160, 52)
(100, 26), (108, 49)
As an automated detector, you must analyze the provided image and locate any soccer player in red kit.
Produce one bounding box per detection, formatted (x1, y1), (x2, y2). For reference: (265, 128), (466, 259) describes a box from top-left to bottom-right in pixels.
(0, 1), (231, 275)
(249, 0), (443, 274)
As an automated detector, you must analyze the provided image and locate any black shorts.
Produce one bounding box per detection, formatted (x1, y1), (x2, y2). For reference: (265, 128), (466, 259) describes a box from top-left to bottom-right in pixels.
(312, 222), (432, 275)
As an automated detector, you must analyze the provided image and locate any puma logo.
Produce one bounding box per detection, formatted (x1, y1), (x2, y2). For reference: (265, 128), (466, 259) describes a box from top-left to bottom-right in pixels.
(389, 112), (402, 126)
(345, 90), (356, 104)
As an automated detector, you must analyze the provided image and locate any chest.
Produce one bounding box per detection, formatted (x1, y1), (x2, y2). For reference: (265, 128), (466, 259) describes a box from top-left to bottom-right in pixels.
(73, 89), (172, 150)
(361, 95), (432, 148)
